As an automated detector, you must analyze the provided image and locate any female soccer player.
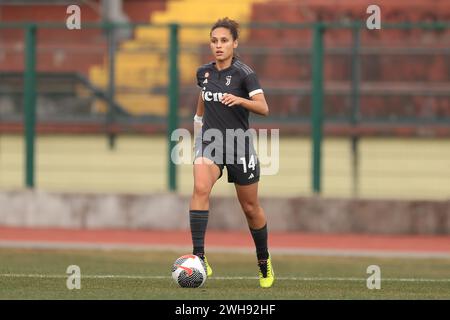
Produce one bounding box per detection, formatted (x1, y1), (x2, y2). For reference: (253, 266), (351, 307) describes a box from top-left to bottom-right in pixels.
(189, 17), (274, 288)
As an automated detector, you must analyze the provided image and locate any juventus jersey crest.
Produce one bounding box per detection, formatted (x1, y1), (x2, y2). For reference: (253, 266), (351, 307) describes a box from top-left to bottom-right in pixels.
(225, 75), (232, 86)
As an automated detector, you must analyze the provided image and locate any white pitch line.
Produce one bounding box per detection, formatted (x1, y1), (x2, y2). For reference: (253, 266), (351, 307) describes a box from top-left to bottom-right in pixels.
(0, 273), (449, 283)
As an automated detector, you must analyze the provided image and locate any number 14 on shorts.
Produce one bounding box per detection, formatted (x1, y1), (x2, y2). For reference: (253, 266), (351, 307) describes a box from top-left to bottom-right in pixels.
(240, 155), (257, 173)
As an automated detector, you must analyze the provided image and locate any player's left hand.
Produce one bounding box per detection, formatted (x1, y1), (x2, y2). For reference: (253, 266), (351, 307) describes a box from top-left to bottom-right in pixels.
(221, 93), (243, 107)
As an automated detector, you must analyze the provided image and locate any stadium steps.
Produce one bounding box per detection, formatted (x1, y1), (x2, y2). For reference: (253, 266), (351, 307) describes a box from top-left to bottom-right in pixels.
(89, 0), (267, 116)
(93, 95), (168, 116)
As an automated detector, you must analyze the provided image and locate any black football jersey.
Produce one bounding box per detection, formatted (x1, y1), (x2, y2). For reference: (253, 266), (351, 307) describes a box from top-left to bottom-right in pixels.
(196, 57), (263, 134)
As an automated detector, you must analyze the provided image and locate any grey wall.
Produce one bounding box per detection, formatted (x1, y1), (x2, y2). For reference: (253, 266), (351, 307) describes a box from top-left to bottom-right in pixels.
(0, 190), (449, 234)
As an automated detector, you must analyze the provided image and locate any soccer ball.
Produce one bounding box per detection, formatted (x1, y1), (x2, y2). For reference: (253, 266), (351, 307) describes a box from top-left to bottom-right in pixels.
(171, 254), (207, 288)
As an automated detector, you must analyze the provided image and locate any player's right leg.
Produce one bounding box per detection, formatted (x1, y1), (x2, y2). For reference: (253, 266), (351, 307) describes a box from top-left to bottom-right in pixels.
(189, 157), (221, 277)
(190, 156), (221, 210)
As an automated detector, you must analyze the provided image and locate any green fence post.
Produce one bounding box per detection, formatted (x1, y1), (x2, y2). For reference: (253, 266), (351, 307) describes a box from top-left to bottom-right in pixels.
(24, 23), (37, 188)
(168, 23), (179, 191)
(350, 26), (361, 196)
(106, 22), (117, 150)
(311, 23), (324, 194)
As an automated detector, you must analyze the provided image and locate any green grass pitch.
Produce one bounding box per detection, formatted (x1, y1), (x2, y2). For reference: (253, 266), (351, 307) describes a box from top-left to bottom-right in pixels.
(0, 248), (449, 299)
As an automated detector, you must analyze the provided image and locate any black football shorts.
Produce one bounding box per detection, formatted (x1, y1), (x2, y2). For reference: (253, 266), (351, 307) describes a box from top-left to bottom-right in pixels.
(193, 135), (260, 186)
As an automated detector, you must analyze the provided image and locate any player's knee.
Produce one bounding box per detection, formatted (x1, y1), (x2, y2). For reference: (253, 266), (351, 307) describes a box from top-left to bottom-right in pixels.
(193, 181), (212, 198)
(241, 201), (259, 218)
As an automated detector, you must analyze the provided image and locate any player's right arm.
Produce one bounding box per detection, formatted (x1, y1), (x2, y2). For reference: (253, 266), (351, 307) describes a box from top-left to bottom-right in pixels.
(194, 93), (204, 138)
(194, 67), (206, 135)
(195, 92), (204, 118)
(195, 65), (205, 120)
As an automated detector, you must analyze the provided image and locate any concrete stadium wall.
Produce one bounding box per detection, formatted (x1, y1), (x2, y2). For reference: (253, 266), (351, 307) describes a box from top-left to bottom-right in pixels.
(0, 190), (449, 234)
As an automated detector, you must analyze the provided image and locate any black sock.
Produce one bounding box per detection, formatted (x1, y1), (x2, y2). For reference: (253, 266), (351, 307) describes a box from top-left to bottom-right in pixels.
(250, 224), (269, 261)
(190, 210), (209, 256)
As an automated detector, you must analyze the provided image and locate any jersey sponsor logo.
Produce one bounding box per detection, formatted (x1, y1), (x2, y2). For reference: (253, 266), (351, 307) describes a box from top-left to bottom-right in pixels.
(248, 173), (254, 179)
(225, 75), (232, 86)
(201, 90), (225, 102)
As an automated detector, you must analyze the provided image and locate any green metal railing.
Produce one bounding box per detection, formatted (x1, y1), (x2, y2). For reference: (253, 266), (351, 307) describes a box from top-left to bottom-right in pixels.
(1, 21), (449, 193)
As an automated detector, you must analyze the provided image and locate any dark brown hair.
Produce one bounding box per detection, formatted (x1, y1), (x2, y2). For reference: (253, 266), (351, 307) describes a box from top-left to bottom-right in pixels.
(210, 17), (239, 40)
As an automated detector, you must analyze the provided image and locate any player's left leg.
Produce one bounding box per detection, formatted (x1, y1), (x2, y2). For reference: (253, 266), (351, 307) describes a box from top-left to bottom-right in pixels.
(235, 182), (274, 288)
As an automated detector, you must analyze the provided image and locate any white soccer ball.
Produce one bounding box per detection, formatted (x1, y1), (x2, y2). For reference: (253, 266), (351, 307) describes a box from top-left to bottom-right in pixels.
(171, 254), (207, 288)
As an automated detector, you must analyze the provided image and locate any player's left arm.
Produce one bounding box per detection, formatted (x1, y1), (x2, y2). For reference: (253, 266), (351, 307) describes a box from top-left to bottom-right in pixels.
(221, 92), (269, 116)
(221, 71), (269, 116)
